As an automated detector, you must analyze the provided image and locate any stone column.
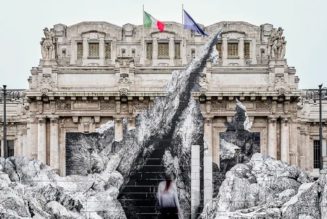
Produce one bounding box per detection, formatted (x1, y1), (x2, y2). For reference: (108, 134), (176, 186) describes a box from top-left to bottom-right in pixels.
(82, 37), (88, 62)
(191, 145), (200, 219)
(306, 134), (313, 171)
(70, 39), (76, 65)
(203, 117), (213, 205)
(115, 118), (123, 142)
(111, 39), (117, 65)
(238, 38), (244, 64)
(251, 38), (257, 64)
(280, 118), (290, 163)
(140, 37), (145, 65)
(169, 37), (175, 66)
(181, 38), (187, 65)
(267, 117), (277, 159)
(299, 128), (306, 169)
(152, 37), (158, 65)
(222, 37), (228, 65)
(25, 120), (32, 157)
(50, 117), (60, 172)
(37, 117), (47, 164)
(99, 37), (105, 65)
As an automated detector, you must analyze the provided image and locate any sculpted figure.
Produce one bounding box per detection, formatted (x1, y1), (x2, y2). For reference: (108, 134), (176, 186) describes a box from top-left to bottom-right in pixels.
(268, 27), (286, 59)
(41, 28), (56, 60)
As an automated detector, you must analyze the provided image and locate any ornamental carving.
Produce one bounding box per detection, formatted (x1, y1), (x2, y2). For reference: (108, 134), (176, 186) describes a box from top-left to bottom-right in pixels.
(274, 76), (290, 95)
(133, 101), (148, 111)
(211, 101), (227, 111)
(119, 88), (129, 96)
(256, 102), (272, 110)
(41, 28), (56, 60)
(268, 27), (286, 59)
(39, 75), (55, 94)
(100, 101), (115, 110)
(56, 101), (71, 111)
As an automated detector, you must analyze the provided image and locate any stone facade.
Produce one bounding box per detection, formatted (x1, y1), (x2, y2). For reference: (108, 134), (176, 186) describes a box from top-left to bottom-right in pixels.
(0, 21), (324, 180)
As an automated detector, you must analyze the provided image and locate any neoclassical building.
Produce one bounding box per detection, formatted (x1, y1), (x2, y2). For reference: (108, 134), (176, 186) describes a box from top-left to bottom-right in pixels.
(0, 21), (326, 178)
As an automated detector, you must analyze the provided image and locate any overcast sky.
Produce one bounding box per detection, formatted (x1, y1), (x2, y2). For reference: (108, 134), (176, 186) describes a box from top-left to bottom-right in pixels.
(0, 0), (326, 89)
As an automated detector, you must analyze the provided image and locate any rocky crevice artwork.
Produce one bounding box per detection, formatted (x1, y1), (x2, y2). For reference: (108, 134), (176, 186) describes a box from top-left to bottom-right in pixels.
(0, 29), (326, 219)
(0, 31), (220, 219)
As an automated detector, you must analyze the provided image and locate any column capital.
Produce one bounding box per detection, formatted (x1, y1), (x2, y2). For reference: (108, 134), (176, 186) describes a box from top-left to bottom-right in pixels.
(268, 116), (277, 123)
(50, 116), (59, 123)
(37, 116), (46, 123)
(281, 117), (290, 124)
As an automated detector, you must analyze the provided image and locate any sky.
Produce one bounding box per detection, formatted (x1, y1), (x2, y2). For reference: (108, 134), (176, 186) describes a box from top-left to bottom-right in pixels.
(0, 0), (326, 89)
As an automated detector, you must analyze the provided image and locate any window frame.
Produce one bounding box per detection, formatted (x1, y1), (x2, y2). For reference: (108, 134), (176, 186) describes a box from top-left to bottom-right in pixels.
(88, 42), (100, 59)
(158, 42), (169, 59)
(227, 42), (239, 59)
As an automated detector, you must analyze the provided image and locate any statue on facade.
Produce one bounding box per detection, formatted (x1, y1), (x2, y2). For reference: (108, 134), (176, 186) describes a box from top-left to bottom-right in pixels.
(268, 27), (286, 59)
(41, 28), (56, 60)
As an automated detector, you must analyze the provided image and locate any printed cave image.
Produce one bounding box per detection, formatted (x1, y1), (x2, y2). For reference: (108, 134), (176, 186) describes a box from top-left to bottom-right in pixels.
(1, 1), (327, 218)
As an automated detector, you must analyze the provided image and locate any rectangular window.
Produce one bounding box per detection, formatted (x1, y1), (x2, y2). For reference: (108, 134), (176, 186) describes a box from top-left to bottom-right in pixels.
(77, 42), (83, 59)
(7, 140), (14, 157)
(105, 42), (111, 59)
(146, 42), (152, 59)
(216, 42), (222, 58)
(313, 140), (321, 169)
(158, 42), (169, 59)
(228, 42), (238, 58)
(175, 42), (181, 59)
(244, 42), (250, 59)
(88, 42), (99, 58)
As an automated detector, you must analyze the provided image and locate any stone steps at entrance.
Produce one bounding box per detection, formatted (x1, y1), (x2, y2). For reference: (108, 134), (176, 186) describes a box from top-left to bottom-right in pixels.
(119, 145), (167, 219)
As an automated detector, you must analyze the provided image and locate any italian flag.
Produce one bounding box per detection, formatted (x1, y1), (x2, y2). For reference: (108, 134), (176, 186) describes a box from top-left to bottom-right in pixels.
(143, 11), (165, 32)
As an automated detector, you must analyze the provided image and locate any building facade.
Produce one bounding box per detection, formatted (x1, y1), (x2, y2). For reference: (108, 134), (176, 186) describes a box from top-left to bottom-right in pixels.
(0, 21), (326, 178)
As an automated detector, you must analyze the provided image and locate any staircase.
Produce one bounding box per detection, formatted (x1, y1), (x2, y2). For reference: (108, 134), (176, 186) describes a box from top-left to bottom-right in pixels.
(119, 145), (167, 219)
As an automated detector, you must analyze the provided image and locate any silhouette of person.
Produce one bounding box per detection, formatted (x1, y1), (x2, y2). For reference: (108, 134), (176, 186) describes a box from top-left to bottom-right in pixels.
(157, 173), (180, 219)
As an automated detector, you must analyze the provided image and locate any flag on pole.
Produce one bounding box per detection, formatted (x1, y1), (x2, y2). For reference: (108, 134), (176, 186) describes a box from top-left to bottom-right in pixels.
(183, 9), (207, 36)
(143, 11), (165, 32)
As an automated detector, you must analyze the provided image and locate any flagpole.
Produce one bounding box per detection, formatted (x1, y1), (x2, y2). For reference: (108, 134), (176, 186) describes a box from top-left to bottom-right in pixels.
(182, 4), (184, 26)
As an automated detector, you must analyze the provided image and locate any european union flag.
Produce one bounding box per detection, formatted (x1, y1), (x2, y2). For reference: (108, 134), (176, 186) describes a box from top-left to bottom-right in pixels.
(183, 10), (208, 36)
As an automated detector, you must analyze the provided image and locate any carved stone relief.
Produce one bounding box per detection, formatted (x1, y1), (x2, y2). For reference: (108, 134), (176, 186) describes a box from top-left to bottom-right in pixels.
(211, 101), (227, 111)
(100, 101), (115, 110)
(56, 101), (71, 111)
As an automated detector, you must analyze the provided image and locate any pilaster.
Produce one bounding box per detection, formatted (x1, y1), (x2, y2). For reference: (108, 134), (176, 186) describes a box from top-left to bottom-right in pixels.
(169, 37), (175, 66)
(267, 117), (277, 159)
(37, 117), (47, 164)
(280, 117), (290, 163)
(50, 117), (60, 172)
(203, 117), (213, 205)
(222, 37), (228, 66)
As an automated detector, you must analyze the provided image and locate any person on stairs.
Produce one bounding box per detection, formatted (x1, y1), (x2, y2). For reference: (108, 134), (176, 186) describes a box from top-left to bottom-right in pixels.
(157, 172), (181, 219)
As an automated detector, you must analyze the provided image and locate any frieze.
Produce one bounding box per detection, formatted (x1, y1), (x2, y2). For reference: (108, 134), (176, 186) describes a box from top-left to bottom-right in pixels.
(72, 101), (99, 110)
(211, 101), (227, 111)
(133, 101), (148, 112)
(256, 102), (272, 110)
(100, 101), (115, 110)
(56, 101), (71, 111)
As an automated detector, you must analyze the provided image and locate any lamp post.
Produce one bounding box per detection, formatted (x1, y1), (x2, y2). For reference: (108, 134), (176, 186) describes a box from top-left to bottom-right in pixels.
(2, 85), (7, 158)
